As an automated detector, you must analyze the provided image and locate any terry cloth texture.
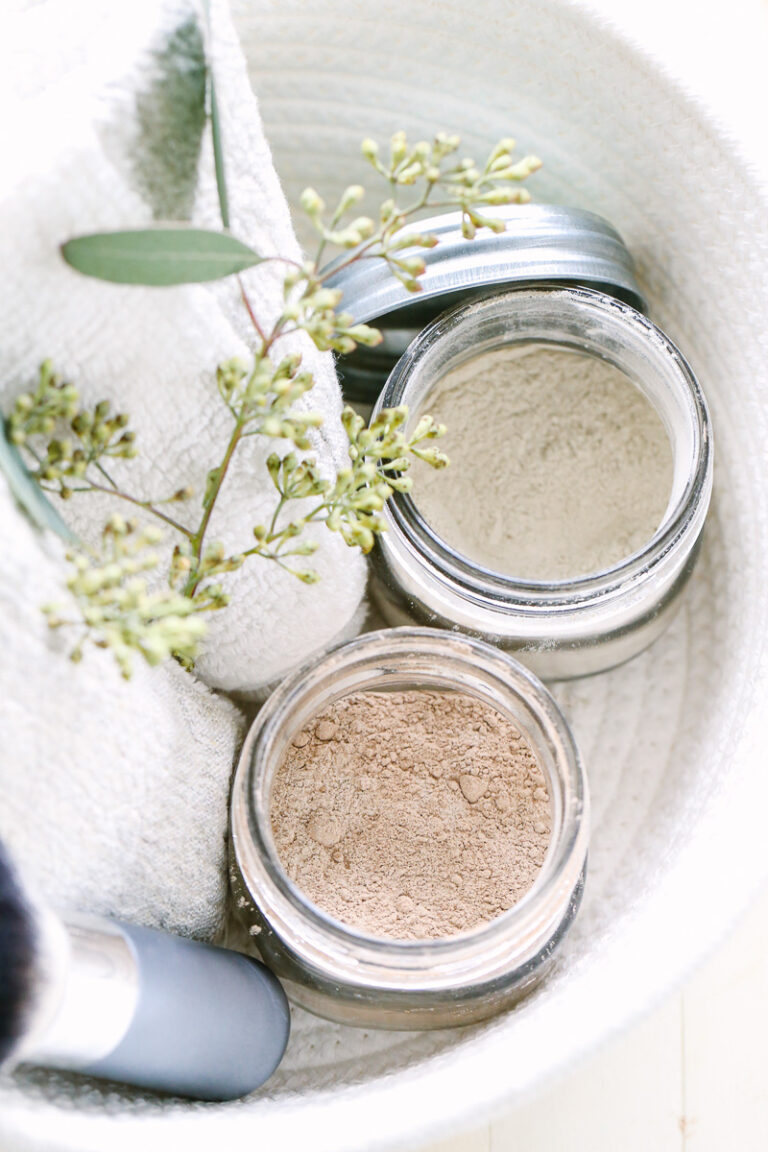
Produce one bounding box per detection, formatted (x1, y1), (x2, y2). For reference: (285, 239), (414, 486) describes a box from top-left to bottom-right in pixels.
(0, 0), (367, 698)
(0, 0), (367, 968)
(0, 475), (245, 942)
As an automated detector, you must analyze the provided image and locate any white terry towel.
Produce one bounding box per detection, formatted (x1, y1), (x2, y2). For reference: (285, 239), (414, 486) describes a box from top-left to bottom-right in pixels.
(0, 475), (245, 941)
(0, 0), (367, 937)
(0, 0), (368, 697)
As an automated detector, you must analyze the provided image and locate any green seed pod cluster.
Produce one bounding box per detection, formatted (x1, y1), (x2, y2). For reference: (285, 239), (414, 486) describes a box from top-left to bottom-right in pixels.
(43, 516), (211, 679)
(9, 361), (79, 444)
(9, 362), (137, 498)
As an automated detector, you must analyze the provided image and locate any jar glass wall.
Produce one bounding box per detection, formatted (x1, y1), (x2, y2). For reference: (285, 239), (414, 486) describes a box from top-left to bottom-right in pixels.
(230, 628), (588, 1030)
(369, 285), (713, 678)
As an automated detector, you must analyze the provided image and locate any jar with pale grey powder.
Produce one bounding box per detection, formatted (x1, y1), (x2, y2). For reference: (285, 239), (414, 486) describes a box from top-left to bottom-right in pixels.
(369, 285), (712, 678)
(413, 343), (673, 582)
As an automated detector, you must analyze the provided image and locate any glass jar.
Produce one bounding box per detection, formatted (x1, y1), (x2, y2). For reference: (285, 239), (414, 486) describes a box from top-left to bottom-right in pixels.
(230, 627), (588, 1030)
(369, 285), (713, 679)
(326, 203), (646, 404)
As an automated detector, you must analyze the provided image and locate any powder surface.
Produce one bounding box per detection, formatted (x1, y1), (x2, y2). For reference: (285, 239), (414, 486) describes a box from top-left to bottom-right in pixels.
(270, 690), (551, 940)
(413, 344), (674, 580)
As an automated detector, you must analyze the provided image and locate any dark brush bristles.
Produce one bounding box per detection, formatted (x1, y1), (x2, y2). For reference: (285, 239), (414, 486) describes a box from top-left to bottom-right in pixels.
(0, 841), (38, 1064)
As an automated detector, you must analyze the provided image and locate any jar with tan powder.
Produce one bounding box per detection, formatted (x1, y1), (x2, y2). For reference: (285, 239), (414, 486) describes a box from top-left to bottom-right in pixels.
(230, 628), (588, 1029)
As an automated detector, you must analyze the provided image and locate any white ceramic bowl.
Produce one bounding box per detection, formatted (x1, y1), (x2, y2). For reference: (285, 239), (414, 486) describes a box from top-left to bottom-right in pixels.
(4, 1), (768, 1149)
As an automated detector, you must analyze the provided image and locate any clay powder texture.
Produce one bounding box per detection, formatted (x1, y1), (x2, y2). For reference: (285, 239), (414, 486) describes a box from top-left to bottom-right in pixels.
(270, 690), (551, 940)
(413, 344), (674, 580)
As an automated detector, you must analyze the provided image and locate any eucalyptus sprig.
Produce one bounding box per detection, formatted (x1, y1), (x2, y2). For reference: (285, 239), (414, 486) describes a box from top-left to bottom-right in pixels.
(9, 127), (540, 677)
(9, 362), (193, 536)
(171, 130), (539, 601)
(242, 404), (448, 576)
(307, 131), (541, 280)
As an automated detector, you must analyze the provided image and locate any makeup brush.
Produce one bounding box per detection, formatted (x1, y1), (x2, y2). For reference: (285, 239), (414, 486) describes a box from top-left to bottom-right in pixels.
(0, 840), (290, 1101)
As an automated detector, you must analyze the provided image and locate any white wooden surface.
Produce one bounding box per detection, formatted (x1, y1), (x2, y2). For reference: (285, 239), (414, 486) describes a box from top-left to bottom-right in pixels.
(416, 884), (768, 1151)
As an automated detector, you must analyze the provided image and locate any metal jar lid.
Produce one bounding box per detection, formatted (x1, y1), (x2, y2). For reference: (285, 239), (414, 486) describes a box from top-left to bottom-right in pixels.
(324, 204), (646, 403)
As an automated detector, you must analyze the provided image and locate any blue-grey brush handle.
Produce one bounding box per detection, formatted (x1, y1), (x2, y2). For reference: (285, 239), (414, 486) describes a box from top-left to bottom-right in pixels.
(24, 916), (290, 1101)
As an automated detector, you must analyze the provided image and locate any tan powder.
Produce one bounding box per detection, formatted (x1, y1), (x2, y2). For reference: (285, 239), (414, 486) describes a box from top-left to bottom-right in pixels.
(270, 690), (551, 940)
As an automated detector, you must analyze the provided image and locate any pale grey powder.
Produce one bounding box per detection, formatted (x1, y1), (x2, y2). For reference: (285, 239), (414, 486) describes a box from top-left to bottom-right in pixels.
(413, 344), (674, 581)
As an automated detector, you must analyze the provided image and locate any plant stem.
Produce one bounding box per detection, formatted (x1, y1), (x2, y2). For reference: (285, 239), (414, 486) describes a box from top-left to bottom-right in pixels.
(185, 414), (246, 595)
(177, 171), (454, 597)
(182, 275), (288, 596)
(316, 184), (435, 282)
(94, 461), (119, 490)
(25, 444), (44, 467)
(237, 275), (268, 344)
(268, 492), (288, 538)
(84, 481), (193, 537)
(316, 235), (382, 283)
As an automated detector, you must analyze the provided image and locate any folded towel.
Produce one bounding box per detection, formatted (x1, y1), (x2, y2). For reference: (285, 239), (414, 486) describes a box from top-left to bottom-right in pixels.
(0, 0), (367, 697)
(0, 475), (245, 940)
(0, 0), (368, 941)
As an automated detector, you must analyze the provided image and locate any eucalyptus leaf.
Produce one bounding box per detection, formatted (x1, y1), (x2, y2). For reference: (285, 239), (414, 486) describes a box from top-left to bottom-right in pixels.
(0, 418), (75, 541)
(61, 228), (261, 285)
(201, 0), (230, 228)
(133, 16), (207, 221)
(209, 74), (230, 229)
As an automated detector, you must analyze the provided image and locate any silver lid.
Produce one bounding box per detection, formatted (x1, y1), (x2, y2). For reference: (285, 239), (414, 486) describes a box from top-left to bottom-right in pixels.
(324, 204), (646, 402)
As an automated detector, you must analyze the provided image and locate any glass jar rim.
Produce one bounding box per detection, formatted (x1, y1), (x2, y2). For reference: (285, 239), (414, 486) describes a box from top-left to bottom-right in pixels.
(374, 285), (713, 606)
(231, 628), (589, 992)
